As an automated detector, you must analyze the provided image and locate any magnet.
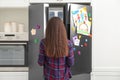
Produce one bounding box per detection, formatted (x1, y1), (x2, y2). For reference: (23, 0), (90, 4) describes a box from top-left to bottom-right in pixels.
(72, 26), (75, 31)
(73, 48), (76, 51)
(84, 43), (88, 47)
(88, 13), (91, 17)
(78, 35), (81, 39)
(78, 51), (81, 55)
(89, 18), (92, 21)
(34, 38), (39, 44)
(36, 24), (41, 29)
(81, 45), (83, 47)
(85, 39), (88, 42)
(89, 34), (92, 38)
(31, 28), (36, 35)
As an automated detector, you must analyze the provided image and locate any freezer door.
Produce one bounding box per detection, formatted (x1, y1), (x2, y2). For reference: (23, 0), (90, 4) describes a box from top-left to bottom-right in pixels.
(70, 4), (92, 75)
(29, 3), (44, 80)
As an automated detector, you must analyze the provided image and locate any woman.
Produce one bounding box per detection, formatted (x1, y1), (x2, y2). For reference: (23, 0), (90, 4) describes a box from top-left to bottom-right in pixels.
(38, 17), (74, 80)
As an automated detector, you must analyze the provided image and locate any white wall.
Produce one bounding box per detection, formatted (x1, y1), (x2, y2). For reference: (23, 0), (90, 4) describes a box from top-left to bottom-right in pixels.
(92, 0), (120, 79)
(93, 0), (120, 71)
(0, 0), (29, 7)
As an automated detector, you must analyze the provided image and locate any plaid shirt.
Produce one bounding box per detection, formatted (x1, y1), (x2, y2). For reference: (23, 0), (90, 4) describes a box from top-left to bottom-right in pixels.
(38, 39), (74, 80)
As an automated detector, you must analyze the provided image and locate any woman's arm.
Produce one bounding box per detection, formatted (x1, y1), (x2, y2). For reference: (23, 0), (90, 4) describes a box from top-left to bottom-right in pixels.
(38, 39), (45, 66)
(66, 41), (74, 67)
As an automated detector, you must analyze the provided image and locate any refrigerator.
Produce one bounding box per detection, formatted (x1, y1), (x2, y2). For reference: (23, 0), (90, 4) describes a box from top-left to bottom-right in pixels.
(29, 3), (92, 80)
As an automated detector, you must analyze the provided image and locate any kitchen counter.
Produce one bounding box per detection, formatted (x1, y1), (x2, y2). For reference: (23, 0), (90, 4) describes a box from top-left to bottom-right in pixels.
(0, 67), (29, 72)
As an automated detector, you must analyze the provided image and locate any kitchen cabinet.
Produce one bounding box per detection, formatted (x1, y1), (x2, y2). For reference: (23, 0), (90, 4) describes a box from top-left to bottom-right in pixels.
(0, 72), (28, 80)
(0, 7), (29, 41)
(29, 0), (91, 3)
(0, 0), (29, 7)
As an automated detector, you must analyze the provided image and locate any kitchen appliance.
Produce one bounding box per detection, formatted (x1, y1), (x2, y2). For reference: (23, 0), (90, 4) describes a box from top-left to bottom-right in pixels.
(46, 4), (92, 74)
(0, 42), (28, 67)
(29, 3), (92, 80)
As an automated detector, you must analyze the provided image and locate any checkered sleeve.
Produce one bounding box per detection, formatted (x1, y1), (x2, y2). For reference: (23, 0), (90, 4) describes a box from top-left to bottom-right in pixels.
(66, 40), (74, 67)
(38, 39), (45, 66)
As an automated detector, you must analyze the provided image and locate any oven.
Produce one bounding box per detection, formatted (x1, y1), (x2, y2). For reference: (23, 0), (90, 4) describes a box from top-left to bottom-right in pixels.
(0, 42), (28, 67)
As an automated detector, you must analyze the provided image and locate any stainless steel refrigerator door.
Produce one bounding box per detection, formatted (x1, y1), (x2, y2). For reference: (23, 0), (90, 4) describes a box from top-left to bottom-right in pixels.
(29, 3), (44, 80)
(70, 4), (92, 75)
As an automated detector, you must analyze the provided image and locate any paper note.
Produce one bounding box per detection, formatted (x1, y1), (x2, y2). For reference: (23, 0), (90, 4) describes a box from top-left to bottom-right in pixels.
(31, 28), (36, 35)
(72, 36), (80, 46)
(74, 39), (80, 46)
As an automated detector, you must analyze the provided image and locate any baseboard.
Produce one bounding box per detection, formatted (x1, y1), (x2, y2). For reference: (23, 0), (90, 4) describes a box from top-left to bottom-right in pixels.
(93, 67), (120, 72)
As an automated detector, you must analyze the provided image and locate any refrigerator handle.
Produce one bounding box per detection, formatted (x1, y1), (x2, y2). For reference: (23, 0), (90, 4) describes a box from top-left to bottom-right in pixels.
(64, 4), (71, 40)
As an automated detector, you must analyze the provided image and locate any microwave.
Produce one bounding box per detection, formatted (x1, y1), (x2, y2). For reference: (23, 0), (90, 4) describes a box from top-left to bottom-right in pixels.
(0, 42), (28, 67)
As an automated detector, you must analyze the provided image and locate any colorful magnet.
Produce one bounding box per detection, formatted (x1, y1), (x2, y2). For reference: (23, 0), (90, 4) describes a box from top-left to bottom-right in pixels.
(73, 48), (76, 51)
(31, 28), (36, 35)
(74, 39), (80, 46)
(78, 51), (81, 55)
(89, 34), (92, 38)
(72, 26), (75, 31)
(81, 45), (83, 47)
(36, 24), (41, 29)
(89, 18), (92, 21)
(84, 43), (88, 47)
(85, 39), (88, 42)
(88, 13), (91, 17)
(78, 35), (81, 39)
(34, 38), (39, 44)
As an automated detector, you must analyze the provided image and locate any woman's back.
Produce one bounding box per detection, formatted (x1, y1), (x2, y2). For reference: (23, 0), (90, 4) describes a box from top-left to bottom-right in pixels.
(38, 39), (74, 80)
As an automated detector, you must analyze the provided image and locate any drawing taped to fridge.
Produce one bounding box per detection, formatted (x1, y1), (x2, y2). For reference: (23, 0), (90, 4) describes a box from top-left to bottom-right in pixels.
(72, 7), (91, 36)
